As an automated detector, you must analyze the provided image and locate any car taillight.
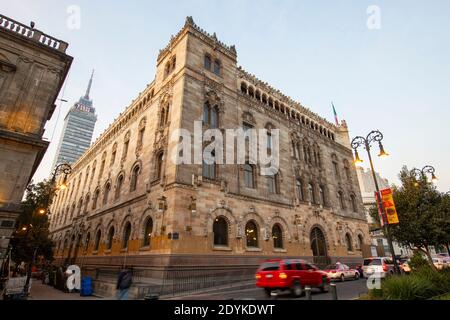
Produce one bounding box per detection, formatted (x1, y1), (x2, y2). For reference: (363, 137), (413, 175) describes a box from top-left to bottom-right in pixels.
(279, 272), (287, 279)
(255, 274), (262, 280)
(382, 263), (388, 272)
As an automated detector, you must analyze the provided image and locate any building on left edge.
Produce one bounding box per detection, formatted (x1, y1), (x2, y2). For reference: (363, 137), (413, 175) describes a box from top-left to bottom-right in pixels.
(0, 14), (73, 267)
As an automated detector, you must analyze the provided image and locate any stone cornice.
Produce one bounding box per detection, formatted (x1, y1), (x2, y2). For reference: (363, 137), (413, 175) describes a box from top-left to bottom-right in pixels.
(238, 67), (337, 131)
(158, 16), (237, 64)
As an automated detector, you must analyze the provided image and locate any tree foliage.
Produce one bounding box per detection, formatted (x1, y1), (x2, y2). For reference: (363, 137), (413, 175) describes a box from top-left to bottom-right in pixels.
(10, 180), (55, 264)
(389, 166), (450, 265)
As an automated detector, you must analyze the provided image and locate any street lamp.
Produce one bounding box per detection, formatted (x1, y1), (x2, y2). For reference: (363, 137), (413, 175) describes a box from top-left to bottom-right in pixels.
(411, 166), (438, 185)
(51, 163), (72, 189)
(351, 130), (400, 275)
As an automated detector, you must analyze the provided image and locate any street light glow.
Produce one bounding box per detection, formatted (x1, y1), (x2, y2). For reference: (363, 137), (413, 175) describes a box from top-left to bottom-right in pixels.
(353, 150), (363, 166)
(378, 142), (390, 159)
(432, 173), (439, 183)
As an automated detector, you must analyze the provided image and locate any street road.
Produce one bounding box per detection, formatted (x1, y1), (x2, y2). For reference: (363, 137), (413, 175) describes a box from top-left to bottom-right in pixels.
(175, 278), (369, 300)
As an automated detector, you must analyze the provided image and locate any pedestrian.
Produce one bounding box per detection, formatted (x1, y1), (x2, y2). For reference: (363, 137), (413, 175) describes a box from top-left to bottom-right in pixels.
(116, 267), (132, 300)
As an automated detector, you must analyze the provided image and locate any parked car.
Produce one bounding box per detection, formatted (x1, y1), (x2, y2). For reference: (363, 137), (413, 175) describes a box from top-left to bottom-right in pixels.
(323, 263), (360, 281)
(399, 260), (411, 274)
(432, 257), (446, 270)
(255, 259), (330, 297)
(362, 257), (395, 279)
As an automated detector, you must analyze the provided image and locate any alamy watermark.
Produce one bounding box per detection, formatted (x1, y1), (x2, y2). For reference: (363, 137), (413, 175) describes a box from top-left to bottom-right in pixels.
(67, 5), (81, 30)
(367, 5), (381, 30)
(170, 122), (280, 175)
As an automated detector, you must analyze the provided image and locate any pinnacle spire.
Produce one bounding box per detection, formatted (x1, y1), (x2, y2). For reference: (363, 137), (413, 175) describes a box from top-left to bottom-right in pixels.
(84, 69), (94, 100)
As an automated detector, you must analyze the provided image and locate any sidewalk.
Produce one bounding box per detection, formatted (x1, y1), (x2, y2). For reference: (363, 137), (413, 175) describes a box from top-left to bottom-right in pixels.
(28, 282), (102, 300)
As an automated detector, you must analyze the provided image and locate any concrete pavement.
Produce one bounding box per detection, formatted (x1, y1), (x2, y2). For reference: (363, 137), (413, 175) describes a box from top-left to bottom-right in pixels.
(28, 282), (102, 300)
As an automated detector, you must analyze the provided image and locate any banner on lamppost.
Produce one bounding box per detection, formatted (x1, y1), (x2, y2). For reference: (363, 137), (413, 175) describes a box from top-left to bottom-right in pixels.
(380, 188), (399, 225)
(375, 191), (388, 226)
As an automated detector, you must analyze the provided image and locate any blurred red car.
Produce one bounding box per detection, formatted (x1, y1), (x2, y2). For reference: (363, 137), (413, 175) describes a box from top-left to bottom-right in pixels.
(255, 259), (330, 297)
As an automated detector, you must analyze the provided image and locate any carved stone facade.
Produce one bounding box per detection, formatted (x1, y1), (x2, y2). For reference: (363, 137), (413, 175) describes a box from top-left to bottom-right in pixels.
(48, 17), (369, 295)
(0, 14), (72, 264)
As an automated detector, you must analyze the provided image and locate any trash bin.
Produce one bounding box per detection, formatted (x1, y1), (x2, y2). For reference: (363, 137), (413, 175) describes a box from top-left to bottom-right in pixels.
(80, 276), (93, 297)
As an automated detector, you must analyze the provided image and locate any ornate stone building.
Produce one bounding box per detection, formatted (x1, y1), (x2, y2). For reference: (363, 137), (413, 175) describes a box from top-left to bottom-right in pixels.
(0, 14), (72, 266)
(49, 17), (369, 296)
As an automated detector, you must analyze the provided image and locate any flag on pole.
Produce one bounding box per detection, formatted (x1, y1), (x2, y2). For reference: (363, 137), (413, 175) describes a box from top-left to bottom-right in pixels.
(332, 102), (339, 126)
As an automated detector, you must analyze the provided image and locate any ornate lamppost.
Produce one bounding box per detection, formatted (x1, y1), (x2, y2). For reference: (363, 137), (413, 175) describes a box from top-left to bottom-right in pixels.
(351, 130), (400, 274)
(411, 165), (438, 186)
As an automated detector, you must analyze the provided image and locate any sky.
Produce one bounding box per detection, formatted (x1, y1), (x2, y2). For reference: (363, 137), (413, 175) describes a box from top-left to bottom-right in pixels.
(3, 0), (450, 192)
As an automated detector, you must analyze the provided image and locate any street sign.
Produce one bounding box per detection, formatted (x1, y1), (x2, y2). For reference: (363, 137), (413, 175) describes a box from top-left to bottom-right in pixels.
(380, 188), (399, 225)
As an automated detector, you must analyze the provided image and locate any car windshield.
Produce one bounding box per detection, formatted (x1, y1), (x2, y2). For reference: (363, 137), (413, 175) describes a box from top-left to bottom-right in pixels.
(259, 262), (280, 271)
(363, 258), (382, 266)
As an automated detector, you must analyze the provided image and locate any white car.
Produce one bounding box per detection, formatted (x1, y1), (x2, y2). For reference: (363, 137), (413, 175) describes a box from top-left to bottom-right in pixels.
(362, 257), (395, 279)
(432, 257), (446, 270)
(323, 263), (360, 281)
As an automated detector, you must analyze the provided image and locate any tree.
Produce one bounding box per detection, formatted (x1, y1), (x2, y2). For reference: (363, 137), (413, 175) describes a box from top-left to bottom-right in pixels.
(10, 180), (55, 265)
(386, 166), (448, 269)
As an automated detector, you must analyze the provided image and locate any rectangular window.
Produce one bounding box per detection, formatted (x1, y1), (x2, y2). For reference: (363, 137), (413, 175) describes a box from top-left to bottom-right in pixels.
(267, 175), (276, 194)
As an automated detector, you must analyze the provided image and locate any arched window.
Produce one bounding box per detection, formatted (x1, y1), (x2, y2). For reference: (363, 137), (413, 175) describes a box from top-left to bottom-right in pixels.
(99, 152), (106, 177)
(213, 59), (221, 75)
(204, 54), (212, 70)
(164, 61), (170, 78)
(296, 180), (304, 201)
(143, 217), (153, 247)
(358, 234), (364, 250)
(122, 132), (130, 161)
(122, 222), (131, 249)
(171, 56), (176, 72)
(85, 233), (91, 251)
(203, 102), (210, 124)
(92, 189), (100, 210)
(310, 227), (328, 257)
(211, 106), (218, 128)
(245, 221), (258, 248)
(308, 183), (315, 204)
(240, 82), (247, 94)
(272, 224), (283, 249)
(103, 183), (111, 205)
(84, 194), (90, 214)
(345, 233), (353, 252)
(332, 155), (340, 179)
(319, 186), (326, 206)
(213, 217), (228, 246)
(106, 226), (114, 250)
(94, 230), (101, 251)
(266, 130), (272, 150)
(115, 175), (123, 199)
(130, 166), (140, 192)
(350, 194), (358, 212)
(111, 143), (117, 166)
(344, 160), (351, 181)
(156, 152), (164, 180)
(338, 191), (345, 209)
(202, 150), (216, 180)
(137, 118), (146, 150)
(248, 87), (254, 98)
(244, 163), (255, 189)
